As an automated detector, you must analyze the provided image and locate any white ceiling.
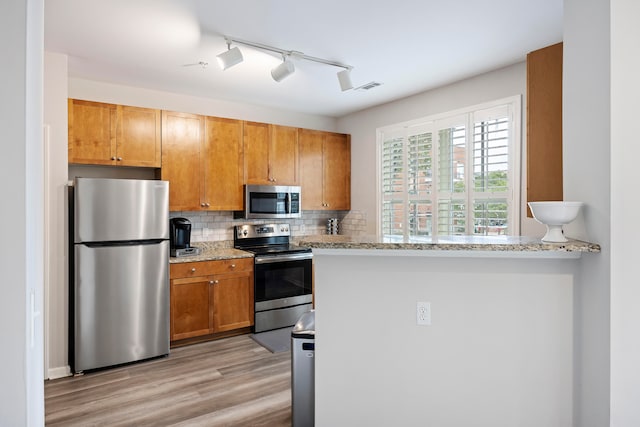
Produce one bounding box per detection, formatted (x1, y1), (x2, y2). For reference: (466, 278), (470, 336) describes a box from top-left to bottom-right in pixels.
(44, 0), (563, 117)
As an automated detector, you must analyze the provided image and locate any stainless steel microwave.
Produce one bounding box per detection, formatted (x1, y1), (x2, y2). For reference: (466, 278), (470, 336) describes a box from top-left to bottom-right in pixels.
(241, 185), (302, 219)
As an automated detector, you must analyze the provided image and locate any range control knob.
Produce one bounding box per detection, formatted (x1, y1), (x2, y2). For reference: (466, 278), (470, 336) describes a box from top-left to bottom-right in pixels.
(242, 229), (248, 236)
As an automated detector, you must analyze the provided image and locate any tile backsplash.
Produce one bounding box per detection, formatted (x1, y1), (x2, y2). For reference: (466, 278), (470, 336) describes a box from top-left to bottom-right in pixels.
(170, 210), (368, 242)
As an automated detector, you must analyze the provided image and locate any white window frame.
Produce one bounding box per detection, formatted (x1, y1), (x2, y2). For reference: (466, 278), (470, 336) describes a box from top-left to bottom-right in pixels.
(376, 96), (521, 238)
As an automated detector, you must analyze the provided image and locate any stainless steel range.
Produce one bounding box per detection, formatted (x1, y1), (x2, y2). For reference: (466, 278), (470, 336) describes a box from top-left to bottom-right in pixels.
(234, 224), (313, 333)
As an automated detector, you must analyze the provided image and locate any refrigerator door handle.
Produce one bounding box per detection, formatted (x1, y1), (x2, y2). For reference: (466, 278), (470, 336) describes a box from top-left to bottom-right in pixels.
(81, 239), (168, 248)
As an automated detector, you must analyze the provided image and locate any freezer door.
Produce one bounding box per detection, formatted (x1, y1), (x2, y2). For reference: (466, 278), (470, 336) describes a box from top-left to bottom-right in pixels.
(73, 240), (169, 372)
(74, 177), (169, 243)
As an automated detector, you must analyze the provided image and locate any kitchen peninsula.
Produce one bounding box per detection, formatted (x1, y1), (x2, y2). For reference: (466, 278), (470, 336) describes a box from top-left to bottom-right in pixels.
(299, 234), (600, 427)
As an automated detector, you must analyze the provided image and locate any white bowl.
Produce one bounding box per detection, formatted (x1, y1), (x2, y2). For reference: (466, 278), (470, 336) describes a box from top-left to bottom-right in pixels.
(528, 201), (584, 242)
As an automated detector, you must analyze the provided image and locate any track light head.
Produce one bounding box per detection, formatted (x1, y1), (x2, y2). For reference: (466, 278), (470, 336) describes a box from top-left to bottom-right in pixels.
(271, 58), (295, 82)
(216, 45), (243, 70)
(337, 68), (353, 91)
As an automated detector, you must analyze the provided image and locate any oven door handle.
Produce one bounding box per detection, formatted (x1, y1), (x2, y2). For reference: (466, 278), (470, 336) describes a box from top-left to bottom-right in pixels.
(254, 252), (313, 264)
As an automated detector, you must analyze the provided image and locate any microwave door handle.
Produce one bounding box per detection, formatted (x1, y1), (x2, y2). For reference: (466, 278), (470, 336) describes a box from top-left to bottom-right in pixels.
(285, 192), (291, 214)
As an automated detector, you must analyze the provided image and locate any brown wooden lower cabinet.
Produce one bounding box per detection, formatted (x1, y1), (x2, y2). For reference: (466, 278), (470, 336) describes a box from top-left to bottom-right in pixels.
(170, 258), (254, 343)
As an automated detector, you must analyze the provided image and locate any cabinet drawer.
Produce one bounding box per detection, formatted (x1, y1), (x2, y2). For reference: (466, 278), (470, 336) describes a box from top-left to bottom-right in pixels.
(170, 257), (253, 278)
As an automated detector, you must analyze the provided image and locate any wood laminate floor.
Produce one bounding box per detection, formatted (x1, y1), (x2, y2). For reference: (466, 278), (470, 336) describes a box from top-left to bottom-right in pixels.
(45, 335), (292, 426)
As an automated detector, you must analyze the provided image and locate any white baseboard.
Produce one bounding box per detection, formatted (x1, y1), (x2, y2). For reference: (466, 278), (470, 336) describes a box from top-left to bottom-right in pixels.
(47, 365), (71, 380)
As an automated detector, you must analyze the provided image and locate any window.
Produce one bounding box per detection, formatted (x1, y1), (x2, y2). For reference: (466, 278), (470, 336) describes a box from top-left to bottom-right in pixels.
(379, 97), (520, 238)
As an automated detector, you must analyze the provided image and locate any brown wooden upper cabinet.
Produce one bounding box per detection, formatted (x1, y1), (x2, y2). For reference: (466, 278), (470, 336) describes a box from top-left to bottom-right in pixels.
(161, 111), (203, 211)
(527, 42), (563, 216)
(161, 112), (244, 211)
(68, 99), (161, 167)
(243, 121), (299, 185)
(69, 99), (352, 213)
(202, 116), (245, 211)
(299, 129), (351, 210)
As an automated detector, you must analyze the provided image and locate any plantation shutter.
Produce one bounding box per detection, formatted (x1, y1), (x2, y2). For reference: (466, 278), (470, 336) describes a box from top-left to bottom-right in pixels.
(381, 124), (434, 238)
(381, 129), (405, 236)
(379, 97), (519, 237)
(407, 128), (434, 236)
(471, 105), (511, 235)
(435, 117), (467, 235)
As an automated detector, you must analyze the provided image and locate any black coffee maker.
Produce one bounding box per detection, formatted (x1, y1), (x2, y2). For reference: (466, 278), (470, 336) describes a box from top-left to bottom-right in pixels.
(170, 217), (200, 257)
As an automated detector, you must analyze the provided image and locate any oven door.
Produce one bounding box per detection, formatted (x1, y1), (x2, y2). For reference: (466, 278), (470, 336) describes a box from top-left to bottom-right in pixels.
(253, 252), (313, 312)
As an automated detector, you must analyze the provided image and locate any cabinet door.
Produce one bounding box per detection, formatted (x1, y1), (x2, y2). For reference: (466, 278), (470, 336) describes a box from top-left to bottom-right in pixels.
(161, 111), (204, 211)
(203, 117), (244, 210)
(68, 99), (117, 165)
(526, 42), (563, 216)
(244, 121), (271, 184)
(117, 106), (161, 167)
(299, 129), (325, 210)
(212, 271), (254, 333)
(270, 125), (299, 185)
(170, 276), (213, 341)
(323, 133), (351, 210)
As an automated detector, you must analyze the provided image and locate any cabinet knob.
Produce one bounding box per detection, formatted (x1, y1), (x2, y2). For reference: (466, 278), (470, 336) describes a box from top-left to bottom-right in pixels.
(209, 280), (215, 285)
(111, 156), (116, 161)
(230, 264), (236, 268)
(201, 203), (206, 207)
(191, 267), (196, 272)
(214, 280), (219, 284)
(205, 202), (210, 207)
(117, 157), (122, 161)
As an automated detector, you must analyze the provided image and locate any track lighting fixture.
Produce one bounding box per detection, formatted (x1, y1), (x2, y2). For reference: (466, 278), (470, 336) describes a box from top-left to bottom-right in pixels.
(337, 68), (353, 91)
(218, 36), (360, 91)
(271, 56), (295, 82)
(216, 40), (243, 70)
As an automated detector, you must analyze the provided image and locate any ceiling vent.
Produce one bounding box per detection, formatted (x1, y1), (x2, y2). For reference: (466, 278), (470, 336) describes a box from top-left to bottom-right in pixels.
(355, 81), (382, 91)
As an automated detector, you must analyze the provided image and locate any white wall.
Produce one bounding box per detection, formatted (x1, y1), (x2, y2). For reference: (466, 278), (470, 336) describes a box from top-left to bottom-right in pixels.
(0, 1), (28, 423)
(43, 52), (70, 379)
(0, 0), (45, 425)
(610, 0), (640, 425)
(314, 252), (578, 426)
(69, 78), (338, 132)
(336, 61), (547, 237)
(563, 0), (611, 426)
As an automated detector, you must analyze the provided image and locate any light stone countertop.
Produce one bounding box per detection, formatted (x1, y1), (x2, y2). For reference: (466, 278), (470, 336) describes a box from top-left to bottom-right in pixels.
(296, 234), (601, 258)
(168, 235), (602, 262)
(169, 241), (253, 264)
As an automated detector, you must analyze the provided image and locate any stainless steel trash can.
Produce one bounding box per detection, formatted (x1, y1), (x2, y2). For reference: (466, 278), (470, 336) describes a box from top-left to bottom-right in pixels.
(291, 310), (315, 427)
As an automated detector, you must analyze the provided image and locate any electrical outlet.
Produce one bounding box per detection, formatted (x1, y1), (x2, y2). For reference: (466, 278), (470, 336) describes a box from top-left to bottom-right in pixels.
(417, 301), (431, 326)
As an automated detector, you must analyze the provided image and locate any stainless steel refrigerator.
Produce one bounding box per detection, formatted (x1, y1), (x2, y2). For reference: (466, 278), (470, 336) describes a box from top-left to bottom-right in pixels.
(70, 177), (170, 373)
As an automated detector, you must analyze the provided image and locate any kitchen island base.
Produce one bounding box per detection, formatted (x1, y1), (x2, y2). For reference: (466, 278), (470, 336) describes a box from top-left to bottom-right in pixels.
(313, 250), (577, 427)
